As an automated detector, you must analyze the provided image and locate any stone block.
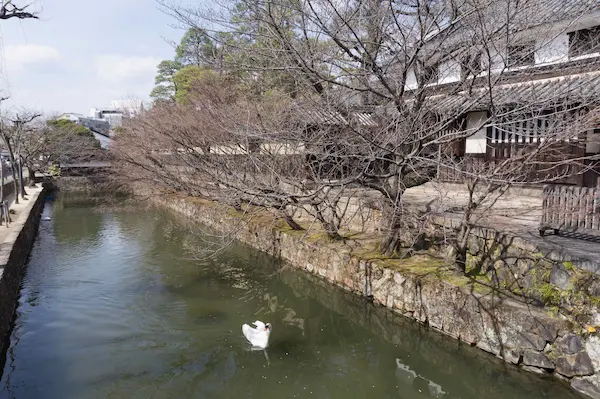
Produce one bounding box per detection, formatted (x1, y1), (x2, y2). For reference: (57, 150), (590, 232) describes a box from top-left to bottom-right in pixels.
(503, 256), (518, 266)
(572, 374), (600, 399)
(550, 263), (573, 290)
(498, 320), (549, 351)
(515, 331), (547, 351)
(501, 349), (522, 364)
(477, 336), (501, 356)
(586, 336), (600, 373)
(521, 365), (547, 374)
(522, 350), (554, 370)
(522, 274), (535, 290)
(555, 352), (595, 377)
(556, 334), (583, 355)
(525, 318), (560, 343)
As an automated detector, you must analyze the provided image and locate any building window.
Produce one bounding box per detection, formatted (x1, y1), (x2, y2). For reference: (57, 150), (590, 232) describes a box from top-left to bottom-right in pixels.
(461, 53), (482, 79)
(507, 43), (535, 68)
(423, 64), (438, 84)
(569, 26), (600, 58)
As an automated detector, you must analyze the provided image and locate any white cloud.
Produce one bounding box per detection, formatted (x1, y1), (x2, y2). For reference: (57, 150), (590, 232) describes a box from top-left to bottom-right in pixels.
(95, 55), (160, 83)
(4, 44), (61, 72)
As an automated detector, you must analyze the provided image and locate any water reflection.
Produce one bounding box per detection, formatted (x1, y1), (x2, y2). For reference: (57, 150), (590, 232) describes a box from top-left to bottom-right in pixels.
(396, 359), (447, 398)
(0, 195), (582, 399)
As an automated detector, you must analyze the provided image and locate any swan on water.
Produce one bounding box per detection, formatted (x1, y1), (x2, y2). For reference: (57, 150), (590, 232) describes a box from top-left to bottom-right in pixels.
(41, 216), (51, 221)
(242, 320), (272, 349)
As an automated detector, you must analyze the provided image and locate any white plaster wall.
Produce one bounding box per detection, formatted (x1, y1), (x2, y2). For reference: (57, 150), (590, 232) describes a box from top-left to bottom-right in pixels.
(586, 130), (600, 153)
(92, 132), (112, 149)
(438, 59), (461, 84)
(260, 142), (306, 155)
(210, 145), (248, 155)
(405, 68), (418, 90)
(481, 48), (506, 73)
(535, 33), (569, 64)
(465, 111), (488, 154)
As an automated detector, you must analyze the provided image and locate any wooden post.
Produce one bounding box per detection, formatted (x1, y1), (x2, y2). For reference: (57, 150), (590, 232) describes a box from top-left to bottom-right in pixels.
(592, 189), (600, 230)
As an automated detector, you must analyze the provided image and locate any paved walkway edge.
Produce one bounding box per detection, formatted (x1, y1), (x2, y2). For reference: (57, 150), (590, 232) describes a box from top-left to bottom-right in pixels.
(0, 186), (45, 366)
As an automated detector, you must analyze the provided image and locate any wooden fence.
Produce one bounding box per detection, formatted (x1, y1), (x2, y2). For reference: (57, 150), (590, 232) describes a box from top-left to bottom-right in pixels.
(540, 185), (600, 236)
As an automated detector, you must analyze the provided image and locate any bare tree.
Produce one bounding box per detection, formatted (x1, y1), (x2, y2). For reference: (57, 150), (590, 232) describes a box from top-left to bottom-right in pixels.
(0, 106), (39, 203)
(115, 0), (600, 268)
(0, 1), (38, 20)
(152, 0), (598, 253)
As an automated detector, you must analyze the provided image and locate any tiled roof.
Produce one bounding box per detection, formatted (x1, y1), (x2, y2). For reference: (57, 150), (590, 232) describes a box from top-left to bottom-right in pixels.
(429, 71), (600, 114)
(532, 0), (600, 25)
(300, 72), (600, 127)
(297, 107), (378, 127)
(464, 0), (600, 31)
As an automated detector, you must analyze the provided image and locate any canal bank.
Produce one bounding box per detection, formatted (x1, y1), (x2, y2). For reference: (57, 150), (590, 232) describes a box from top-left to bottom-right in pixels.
(152, 192), (600, 399)
(0, 185), (45, 358)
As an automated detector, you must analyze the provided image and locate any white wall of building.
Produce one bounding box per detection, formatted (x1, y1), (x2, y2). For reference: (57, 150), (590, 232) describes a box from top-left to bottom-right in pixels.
(92, 132), (113, 149)
(438, 59), (462, 84)
(465, 111), (488, 154)
(110, 99), (143, 117)
(403, 20), (599, 92)
(586, 130), (600, 153)
(535, 33), (569, 64)
(405, 68), (418, 90)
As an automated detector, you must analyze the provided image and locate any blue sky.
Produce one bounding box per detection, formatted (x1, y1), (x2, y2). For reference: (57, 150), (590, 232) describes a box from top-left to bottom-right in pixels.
(0, 0), (183, 115)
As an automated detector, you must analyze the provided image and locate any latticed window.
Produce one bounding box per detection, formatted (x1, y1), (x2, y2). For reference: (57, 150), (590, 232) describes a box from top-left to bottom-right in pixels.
(489, 110), (584, 149)
(423, 64), (438, 84)
(507, 43), (535, 68)
(461, 53), (482, 79)
(569, 26), (600, 58)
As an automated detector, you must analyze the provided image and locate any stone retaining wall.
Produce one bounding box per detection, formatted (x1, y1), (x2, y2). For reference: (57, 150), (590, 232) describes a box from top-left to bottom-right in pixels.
(0, 188), (44, 359)
(155, 194), (600, 399)
(51, 175), (122, 193)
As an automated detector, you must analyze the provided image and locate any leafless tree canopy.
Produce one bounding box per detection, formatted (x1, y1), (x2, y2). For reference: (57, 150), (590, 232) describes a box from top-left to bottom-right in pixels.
(116, 0), (600, 268)
(0, 1), (38, 20)
(0, 103), (105, 203)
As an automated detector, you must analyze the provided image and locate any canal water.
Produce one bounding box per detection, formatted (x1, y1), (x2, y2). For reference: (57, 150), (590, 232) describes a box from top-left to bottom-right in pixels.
(0, 195), (582, 399)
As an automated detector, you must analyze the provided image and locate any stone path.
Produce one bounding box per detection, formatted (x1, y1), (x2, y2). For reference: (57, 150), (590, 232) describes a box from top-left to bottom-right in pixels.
(0, 185), (44, 248)
(404, 182), (600, 271)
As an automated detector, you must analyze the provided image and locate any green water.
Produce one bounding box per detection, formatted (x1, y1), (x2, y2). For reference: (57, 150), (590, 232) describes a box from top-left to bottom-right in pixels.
(0, 195), (582, 399)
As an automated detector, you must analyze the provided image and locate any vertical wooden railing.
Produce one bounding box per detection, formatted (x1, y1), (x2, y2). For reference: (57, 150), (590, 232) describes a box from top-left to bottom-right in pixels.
(540, 185), (600, 235)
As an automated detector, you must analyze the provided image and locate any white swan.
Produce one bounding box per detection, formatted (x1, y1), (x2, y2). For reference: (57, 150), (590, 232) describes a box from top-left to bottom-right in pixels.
(242, 320), (272, 349)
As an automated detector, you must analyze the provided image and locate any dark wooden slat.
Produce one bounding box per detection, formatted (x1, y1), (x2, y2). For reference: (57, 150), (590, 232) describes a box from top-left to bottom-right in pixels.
(540, 185), (600, 234)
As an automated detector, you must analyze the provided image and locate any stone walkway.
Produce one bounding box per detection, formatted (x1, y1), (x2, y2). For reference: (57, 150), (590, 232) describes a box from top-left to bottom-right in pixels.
(404, 182), (600, 272)
(0, 185), (44, 247)
(404, 182), (542, 232)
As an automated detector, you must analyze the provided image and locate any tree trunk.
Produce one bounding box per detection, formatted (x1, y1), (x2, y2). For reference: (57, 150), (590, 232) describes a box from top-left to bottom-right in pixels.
(454, 195), (476, 274)
(2, 139), (19, 205)
(455, 246), (467, 274)
(11, 161), (18, 205)
(454, 219), (472, 274)
(0, 161), (3, 203)
(28, 168), (36, 187)
(321, 220), (342, 240)
(313, 205), (342, 240)
(18, 158), (27, 199)
(280, 210), (302, 231)
(379, 203), (403, 256)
